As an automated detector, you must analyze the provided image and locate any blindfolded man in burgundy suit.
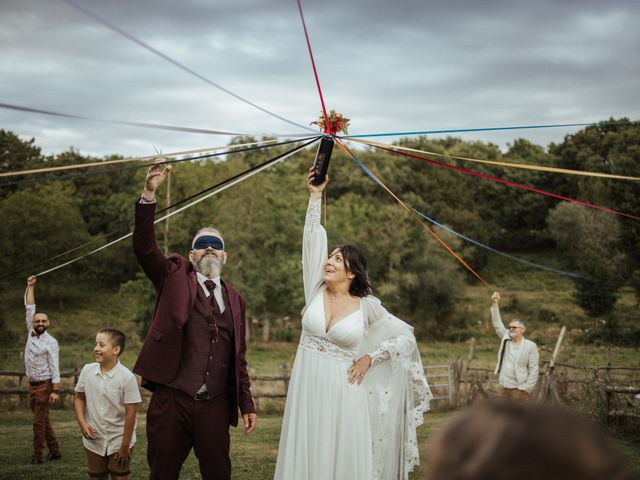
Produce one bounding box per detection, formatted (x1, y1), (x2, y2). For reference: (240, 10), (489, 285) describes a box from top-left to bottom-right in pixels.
(133, 159), (256, 480)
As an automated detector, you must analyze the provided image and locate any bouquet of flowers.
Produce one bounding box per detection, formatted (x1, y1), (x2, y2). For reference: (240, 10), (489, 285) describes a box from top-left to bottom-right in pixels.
(311, 110), (350, 134)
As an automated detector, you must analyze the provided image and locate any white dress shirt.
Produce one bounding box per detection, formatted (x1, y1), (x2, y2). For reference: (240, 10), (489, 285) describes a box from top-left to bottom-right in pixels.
(195, 272), (226, 313)
(75, 361), (142, 456)
(24, 303), (60, 384)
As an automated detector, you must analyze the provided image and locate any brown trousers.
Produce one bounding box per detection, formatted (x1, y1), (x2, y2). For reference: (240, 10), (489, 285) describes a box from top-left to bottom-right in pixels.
(500, 387), (530, 402)
(28, 381), (60, 458)
(146, 386), (231, 480)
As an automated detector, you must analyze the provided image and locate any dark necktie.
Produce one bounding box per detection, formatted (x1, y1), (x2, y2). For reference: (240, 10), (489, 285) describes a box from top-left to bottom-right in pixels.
(203, 280), (220, 342)
(203, 280), (220, 314)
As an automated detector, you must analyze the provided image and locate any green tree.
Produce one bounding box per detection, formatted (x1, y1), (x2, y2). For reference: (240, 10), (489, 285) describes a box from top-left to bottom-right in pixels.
(0, 182), (91, 279)
(547, 203), (624, 321)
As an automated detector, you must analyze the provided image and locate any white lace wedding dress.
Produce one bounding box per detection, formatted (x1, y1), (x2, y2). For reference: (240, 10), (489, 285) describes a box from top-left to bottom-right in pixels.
(274, 198), (432, 480)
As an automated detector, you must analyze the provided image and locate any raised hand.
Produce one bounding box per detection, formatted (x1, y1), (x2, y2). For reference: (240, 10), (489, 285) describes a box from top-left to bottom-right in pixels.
(143, 157), (172, 200)
(307, 167), (328, 198)
(492, 291), (501, 304)
(27, 275), (36, 287)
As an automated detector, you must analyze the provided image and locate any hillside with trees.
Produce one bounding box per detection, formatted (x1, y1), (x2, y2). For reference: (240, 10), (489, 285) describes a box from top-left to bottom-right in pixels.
(1, 120), (638, 348)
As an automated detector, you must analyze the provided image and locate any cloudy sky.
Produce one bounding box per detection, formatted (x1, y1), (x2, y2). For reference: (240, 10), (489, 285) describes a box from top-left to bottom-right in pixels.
(1, 0), (638, 158)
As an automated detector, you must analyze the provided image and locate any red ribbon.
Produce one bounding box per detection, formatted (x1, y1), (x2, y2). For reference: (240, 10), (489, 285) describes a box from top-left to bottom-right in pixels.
(371, 144), (640, 222)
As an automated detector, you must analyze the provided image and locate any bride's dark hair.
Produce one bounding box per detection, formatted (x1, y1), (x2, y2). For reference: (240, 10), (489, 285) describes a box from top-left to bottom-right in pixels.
(334, 244), (373, 298)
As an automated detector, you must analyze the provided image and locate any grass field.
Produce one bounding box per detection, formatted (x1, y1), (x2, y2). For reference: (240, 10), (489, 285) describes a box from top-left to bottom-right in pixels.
(1, 254), (639, 478)
(0, 407), (637, 479)
(0, 408), (452, 480)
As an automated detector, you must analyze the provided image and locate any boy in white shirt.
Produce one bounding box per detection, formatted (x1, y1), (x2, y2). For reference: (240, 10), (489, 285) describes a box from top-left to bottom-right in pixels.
(74, 329), (142, 480)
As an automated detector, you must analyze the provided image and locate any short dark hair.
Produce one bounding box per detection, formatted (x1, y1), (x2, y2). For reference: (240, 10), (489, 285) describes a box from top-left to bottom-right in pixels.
(333, 244), (373, 298)
(427, 402), (632, 480)
(99, 328), (126, 355)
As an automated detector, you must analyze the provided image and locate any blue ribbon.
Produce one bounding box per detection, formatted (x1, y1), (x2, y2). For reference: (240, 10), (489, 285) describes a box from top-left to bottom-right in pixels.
(347, 151), (593, 281)
(342, 120), (631, 139)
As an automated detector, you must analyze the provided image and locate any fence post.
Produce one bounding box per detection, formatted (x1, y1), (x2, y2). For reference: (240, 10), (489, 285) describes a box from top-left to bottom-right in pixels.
(281, 363), (289, 392)
(447, 364), (453, 406)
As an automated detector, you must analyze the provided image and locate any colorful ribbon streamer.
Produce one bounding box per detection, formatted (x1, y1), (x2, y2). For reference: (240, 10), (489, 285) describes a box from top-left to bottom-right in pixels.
(0, 138), (303, 179)
(23, 139), (318, 279)
(349, 138), (640, 182)
(342, 120), (632, 139)
(347, 149), (593, 281)
(335, 140), (491, 288)
(352, 140), (640, 221)
(0, 101), (245, 137)
(60, 0), (314, 132)
(296, 0), (329, 128)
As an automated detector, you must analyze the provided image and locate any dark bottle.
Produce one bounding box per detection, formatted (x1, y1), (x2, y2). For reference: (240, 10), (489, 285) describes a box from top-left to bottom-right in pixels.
(311, 136), (334, 185)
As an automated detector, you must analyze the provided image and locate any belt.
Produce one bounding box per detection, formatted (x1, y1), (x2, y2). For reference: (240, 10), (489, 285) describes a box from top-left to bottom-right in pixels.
(162, 384), (211, 401)
(193, 390), (211, 401)
(29, 379), (51, 386)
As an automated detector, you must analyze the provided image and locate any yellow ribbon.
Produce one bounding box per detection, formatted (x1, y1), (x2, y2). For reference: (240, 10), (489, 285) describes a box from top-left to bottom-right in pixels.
(335, 139), (491, 289)
(0, 139), (280, 178)
(347, 138), (640, 182)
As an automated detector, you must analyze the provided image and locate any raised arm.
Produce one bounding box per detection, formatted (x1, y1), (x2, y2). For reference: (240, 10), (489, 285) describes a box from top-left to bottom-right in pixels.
(302, 168), (328, 305)
(25, 276), (36, 331)
(133, 158), (173, 287)
(490, 291), (507, 338)
(142, 157), (172, 203)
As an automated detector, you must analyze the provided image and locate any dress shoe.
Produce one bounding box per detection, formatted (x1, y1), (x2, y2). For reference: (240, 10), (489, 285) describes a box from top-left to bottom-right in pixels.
(48, 452), (62, 461)
(30, 455), (43, 465)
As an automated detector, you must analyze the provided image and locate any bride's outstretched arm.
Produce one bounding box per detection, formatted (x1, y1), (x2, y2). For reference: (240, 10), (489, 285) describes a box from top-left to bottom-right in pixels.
(302, 168), (329, 305)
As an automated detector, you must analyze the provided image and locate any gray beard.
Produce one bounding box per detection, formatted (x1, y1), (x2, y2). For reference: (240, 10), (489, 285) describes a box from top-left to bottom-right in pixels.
(192, 255), (222, 278)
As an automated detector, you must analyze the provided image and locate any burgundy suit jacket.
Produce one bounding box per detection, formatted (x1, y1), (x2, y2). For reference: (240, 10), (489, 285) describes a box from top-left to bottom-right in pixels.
(132, 201), (255, 425)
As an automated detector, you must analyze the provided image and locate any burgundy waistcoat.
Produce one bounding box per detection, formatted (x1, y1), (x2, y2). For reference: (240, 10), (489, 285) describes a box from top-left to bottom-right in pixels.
(170, 284), (234, 398)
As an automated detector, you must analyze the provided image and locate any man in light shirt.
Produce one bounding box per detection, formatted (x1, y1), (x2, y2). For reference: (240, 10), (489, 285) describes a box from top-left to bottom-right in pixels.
(491, 291), (539, 400)
(24, 275), (61, 464)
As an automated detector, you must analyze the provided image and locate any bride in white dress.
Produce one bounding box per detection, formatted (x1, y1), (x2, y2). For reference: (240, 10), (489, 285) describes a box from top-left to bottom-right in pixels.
(274, 170), (432, 480)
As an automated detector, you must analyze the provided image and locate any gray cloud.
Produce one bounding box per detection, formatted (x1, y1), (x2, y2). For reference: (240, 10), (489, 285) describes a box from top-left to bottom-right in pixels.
(1, 0), (638, 157)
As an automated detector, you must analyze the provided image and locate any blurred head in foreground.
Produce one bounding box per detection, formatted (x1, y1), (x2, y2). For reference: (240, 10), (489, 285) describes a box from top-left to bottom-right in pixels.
(426, 402), (632, 480)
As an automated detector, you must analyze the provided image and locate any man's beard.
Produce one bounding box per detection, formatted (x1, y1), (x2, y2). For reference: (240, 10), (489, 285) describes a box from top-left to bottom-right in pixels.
(34, 326), (47, 334)
(192, 254), (222, 278)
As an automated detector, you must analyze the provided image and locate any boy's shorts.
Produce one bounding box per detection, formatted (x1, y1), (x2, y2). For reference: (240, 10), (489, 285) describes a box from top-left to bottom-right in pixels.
(84, 447), (133, 477)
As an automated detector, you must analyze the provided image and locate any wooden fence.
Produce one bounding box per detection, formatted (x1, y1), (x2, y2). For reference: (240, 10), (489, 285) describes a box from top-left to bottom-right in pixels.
(0, 362), (456, 411)
(2, 337), (638, 419)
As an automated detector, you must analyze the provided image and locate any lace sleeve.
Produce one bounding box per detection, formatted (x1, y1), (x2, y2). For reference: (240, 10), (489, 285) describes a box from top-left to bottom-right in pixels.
(361, 295), (432, 480)
(369, 336), (416, 366)
(302, 197), (327, 305)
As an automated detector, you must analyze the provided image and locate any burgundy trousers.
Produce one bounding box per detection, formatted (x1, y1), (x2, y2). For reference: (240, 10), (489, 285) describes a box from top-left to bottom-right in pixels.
(146, 386), (231, 480)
